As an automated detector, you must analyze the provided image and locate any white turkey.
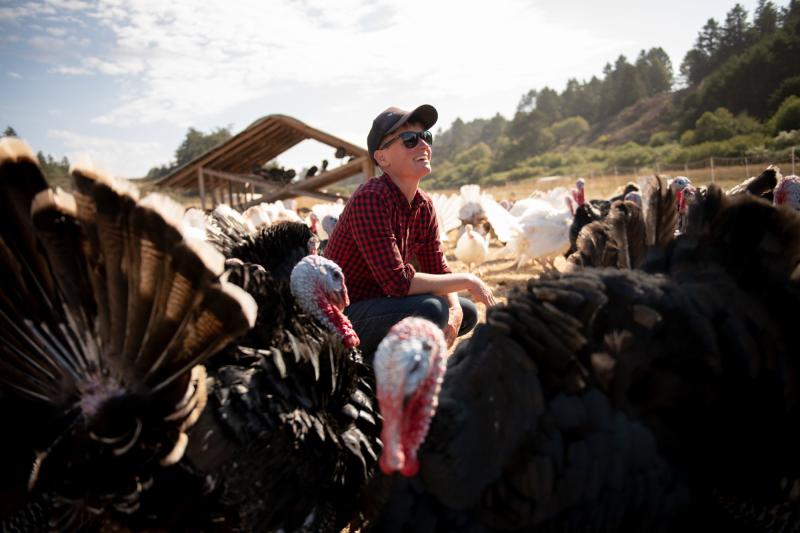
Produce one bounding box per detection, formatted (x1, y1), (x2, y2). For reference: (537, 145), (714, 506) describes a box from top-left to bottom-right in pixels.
(500, 198), (573, 268)
(457, 184), (486, 227)
(430, 192), (462, 243)
(510, 186), (570, 218)
(363, 184), (800, 532)
(458, 184), (520, 244)
(454, 223), (489, 272)
(242, 203), (272, 230)
(311, 200), (346, 241)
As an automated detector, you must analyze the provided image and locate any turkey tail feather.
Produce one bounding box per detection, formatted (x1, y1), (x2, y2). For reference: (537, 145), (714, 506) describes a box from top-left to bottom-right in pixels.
(0, 137), (257, 513)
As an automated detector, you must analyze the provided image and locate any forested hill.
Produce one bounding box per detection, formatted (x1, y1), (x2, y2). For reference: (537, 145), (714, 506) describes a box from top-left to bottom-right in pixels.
(429, 0), (800, 190)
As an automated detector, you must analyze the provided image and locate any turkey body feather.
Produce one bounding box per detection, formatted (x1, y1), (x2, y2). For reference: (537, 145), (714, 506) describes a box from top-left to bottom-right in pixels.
(368, 187), (800, 532)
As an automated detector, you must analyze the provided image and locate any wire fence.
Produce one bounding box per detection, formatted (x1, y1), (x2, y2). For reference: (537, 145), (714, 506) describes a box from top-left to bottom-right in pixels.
(595, 146), (798, 182)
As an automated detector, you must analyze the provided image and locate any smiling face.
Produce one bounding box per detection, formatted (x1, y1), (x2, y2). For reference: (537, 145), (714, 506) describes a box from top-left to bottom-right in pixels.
(373, 122), (432, 181)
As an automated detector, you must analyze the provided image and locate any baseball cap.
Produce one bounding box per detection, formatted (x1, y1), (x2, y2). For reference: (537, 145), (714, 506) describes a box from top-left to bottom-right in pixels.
(367, 104), (438, 163)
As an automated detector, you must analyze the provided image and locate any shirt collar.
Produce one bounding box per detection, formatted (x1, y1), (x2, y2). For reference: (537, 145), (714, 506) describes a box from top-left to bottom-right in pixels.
(380, 173), (425, 209)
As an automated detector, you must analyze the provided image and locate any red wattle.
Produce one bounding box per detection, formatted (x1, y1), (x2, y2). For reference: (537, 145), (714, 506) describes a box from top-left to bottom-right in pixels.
(317, 292), (361, 347)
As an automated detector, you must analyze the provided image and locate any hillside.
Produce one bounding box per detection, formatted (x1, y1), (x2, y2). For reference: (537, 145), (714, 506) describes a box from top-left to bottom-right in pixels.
(590, 91), (681, 146)
(428, 0), (800, 190)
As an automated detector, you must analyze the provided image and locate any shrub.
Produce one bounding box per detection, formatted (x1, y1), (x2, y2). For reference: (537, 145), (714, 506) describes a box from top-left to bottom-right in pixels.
(548, 116), (590, 142)
(679, 129), (696, 146)
(693, 107), (737, 143)
(773, 129), (800, 149)
(769, 95), (800, 134)
(649, 131), (674, 147)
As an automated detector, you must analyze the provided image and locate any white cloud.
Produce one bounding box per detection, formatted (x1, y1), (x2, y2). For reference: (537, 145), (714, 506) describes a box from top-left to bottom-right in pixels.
(60, 0), (624, 128)
(51, 65), (92, 75)
(7, 71), (22, 79)
(0, 3), (57, 21)
(48, 128), (171, 178)
(45, 0), (93, 11)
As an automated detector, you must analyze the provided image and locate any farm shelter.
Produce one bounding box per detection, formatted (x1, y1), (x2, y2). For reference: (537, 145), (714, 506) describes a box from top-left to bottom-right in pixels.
(156, 114), (374, 209)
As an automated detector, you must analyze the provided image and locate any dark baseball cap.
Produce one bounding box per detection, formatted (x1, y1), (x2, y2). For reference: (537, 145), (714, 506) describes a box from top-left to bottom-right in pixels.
(367, 104), (438, 163)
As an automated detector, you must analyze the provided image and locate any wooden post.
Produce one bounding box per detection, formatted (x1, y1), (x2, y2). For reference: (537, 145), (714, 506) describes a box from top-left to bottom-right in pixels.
(362, 159), (374, 182)
(744, 157), (749, 179)
(198, 167), (207, 210)
(710, 157), (715, 183)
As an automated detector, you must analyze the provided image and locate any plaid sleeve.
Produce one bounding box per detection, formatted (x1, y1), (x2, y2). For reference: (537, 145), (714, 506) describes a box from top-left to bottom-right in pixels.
(415, 201), (451, 275)
(350, 191), (416, 297)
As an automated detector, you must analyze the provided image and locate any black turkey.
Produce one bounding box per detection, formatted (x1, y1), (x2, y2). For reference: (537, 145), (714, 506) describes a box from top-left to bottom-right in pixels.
(566, 202), (600, 257)
(726, 165), (779, 201)
(565, 199), (646, 269)
(565, 176), (676, 270)
(0, 138), (257, 531)
(226, 220), (320, 283)
(365, 185), (800, 532)
(130, 215), (377, 531)
(567, 181), (642, 258)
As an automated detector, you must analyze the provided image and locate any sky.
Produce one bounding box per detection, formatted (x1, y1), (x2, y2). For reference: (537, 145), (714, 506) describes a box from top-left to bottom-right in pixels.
(0, 0), (767, 179)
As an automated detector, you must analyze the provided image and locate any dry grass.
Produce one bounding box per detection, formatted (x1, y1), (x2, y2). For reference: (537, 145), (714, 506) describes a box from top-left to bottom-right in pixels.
(431, 166), (754, 204)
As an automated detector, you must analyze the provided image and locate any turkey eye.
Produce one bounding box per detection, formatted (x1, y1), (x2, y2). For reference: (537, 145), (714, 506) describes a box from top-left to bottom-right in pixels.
(422, 341), (432, 352)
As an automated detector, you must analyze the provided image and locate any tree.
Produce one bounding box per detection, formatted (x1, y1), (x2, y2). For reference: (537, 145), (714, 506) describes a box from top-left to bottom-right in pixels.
(636, 48), (673, 94)
(3, 126), (17, 137)
(147, 125), (233, 179)
(720, 4), (752, 57)
(608, 55), (647, 113)
(698, 18), (723, 57)
(534, 87), (562, 122)
(753, 0), (779, 37)
(681, 18), (723, 84)
(478, 113), (507, 149)
(516, 90), (537, 114)
(174, 126), (232, 167)
(35, 150), (71, 189)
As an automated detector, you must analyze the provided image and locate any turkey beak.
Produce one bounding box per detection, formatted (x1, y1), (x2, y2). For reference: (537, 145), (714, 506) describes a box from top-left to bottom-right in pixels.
(307, 236), (320, 255)
(328, 287), (349, 310)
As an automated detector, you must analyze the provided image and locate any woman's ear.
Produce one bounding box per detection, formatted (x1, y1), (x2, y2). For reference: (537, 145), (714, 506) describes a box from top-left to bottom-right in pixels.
(376, 150), (389, 168)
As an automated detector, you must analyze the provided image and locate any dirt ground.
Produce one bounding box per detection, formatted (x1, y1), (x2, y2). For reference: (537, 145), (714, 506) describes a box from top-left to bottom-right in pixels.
(439, 233), (547, 350)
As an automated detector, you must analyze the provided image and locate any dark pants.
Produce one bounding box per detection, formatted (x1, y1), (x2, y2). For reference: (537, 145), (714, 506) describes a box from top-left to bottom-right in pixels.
(345, 294), (478, 359)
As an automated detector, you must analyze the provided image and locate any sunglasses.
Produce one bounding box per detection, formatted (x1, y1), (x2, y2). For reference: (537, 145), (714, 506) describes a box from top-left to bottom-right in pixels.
(379, 130), (434, 151)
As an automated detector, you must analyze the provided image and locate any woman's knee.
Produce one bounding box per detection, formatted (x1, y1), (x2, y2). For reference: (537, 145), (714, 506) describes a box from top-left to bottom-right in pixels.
(414, 296), (449, 328)
(458, 297), (479, 336)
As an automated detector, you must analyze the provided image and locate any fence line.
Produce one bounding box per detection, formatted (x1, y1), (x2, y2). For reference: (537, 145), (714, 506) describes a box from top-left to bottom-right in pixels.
(597, 146), (797, 182)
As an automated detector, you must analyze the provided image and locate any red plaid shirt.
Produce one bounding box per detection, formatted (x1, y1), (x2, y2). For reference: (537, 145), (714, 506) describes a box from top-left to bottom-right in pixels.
(323, 173), (450, 302)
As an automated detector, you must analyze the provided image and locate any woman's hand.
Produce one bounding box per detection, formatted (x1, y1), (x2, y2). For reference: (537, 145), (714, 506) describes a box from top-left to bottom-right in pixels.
(466, 274), (496, 308)
(443, 302), (463, 347)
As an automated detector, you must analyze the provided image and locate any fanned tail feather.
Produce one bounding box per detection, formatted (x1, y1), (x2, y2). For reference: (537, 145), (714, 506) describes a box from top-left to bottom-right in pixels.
(0, 138), (257, 518)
